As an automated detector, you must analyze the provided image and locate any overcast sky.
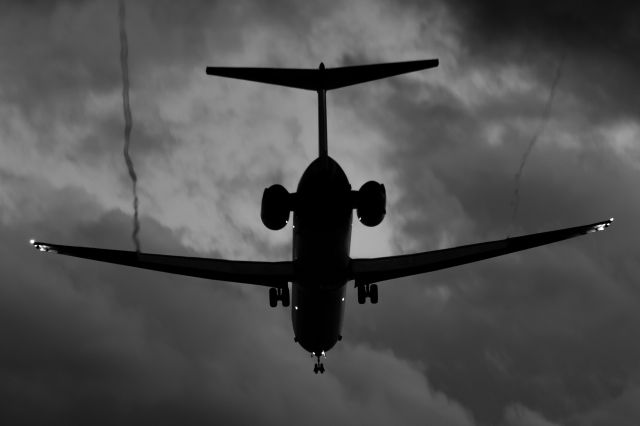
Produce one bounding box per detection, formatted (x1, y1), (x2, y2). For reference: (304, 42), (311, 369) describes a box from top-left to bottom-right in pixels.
(1, 0), (639, 425)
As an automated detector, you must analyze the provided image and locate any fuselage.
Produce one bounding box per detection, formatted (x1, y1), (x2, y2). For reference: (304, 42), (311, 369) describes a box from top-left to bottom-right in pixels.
(291, 156), (352, 356)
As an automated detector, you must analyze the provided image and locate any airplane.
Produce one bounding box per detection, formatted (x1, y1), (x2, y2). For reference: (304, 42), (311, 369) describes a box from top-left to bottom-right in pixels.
(30, 59), (614, 374)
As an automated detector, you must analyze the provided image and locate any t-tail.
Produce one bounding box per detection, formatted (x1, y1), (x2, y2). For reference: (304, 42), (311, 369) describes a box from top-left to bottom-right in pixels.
(206, 59), (439, 159)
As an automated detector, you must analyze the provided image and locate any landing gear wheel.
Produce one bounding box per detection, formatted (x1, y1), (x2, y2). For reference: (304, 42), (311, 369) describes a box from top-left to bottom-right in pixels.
(281, 286), (290, 307)
(269, 287), (277, 308)
(357, 285), (367, 304)
(313, 354), (325, 374)
(357, 284), (379, 304)
(369, 284), (378, 304)
(268, 286), (290, 307)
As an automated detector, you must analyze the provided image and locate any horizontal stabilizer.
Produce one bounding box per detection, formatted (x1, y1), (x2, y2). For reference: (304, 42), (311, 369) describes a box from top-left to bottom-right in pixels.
(205, 59), (439, 91)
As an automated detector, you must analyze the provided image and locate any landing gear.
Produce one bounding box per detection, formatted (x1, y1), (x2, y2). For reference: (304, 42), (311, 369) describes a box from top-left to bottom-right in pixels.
(313, 353), (326, 374)
(369, 283), (378, 304)
(357, 283), (378, 304)
(269, 286), (290, 308)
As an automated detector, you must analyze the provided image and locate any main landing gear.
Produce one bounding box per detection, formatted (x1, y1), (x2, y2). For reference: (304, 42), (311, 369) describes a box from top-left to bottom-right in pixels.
(269, 286), (290, 307)
(357, 283), (378, 304)
(313, 352), (326, 374)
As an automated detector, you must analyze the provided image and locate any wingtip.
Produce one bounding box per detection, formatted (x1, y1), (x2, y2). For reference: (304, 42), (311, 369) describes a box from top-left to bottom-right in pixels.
(588, 218), (614, 233)
(30, 240), (56, 253)
(418, 58), (439, 68)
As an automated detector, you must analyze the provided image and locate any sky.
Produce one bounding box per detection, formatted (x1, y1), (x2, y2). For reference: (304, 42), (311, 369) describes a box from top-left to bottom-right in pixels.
(1, 0), (639, 424)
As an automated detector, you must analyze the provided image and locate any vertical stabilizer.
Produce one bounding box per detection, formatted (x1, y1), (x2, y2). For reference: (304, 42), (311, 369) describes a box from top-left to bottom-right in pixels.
(318, 63), (327, 159)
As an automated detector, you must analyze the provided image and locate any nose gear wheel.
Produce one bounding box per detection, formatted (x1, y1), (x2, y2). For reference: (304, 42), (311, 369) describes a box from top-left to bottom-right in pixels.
(312, 354), (326, 374)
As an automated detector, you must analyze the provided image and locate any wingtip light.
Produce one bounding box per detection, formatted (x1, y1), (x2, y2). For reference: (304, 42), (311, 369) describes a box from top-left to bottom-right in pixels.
(30, 240), (55, 253)
(589, 218), (614, 233)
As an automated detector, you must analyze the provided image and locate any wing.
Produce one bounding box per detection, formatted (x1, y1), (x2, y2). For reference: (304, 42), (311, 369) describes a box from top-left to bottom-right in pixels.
(30, 241), (293, 288)
(350, 218), (613, 285)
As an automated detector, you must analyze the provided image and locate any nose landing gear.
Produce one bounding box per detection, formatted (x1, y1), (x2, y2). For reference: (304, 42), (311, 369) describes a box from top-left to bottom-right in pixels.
(312, 352), (326, 374)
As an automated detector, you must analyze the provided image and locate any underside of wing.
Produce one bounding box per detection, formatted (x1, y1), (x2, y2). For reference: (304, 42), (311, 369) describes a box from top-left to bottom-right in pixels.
(30, 241), (293, 288)
(350, 218), (613, 285)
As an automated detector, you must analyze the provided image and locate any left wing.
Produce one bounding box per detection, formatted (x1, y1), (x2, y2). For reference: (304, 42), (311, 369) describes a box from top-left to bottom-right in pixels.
(350, 218), (613, 285)
(30, 241), (293, 288)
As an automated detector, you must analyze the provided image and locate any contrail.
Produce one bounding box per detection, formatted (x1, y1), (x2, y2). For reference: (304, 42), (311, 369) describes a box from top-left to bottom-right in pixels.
(509, 56), (565, 234)
(119, 0), (141, 252)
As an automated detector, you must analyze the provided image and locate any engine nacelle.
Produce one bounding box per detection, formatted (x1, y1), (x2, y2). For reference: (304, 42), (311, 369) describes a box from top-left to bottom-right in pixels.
(356, 181), (386, 227)
(261, 184), (291, 230)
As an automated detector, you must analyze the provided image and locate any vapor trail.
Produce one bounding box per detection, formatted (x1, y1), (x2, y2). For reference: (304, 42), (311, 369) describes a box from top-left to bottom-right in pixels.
(509, 57), (565, 234)
(119, 0), (141, 252)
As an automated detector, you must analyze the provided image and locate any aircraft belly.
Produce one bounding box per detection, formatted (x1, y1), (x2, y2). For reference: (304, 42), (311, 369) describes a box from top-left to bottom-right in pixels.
(292, 283), (346, 355)
(290, 155), (352, 355)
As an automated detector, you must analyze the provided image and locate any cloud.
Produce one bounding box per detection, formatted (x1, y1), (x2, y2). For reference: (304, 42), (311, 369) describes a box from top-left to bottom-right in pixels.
(0, 173), (476, 425)
(2, 1), (640, 425)
(440, 0), (640, 121)
(570, 384), (640, 426)
(328, 3), (640, 424)
(504, 404), (561, 426)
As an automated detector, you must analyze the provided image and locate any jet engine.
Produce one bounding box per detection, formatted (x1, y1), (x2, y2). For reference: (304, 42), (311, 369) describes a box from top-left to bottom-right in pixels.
(261, 184), (291, 230)
(356, 181), (386, 227)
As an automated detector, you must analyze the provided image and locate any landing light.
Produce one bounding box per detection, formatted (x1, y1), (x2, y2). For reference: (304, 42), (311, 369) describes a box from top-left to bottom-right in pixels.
(29, 239), (35, 245)
(295, 306), (298, 310)
(341, 297), (345, 302)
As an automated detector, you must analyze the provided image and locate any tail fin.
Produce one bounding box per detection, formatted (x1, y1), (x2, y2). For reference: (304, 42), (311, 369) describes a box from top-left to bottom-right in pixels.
(205, 59), (439, 91)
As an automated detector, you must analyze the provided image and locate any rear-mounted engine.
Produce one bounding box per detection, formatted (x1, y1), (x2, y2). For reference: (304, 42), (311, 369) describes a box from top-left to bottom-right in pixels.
(356, 181), (386, 227)
(261, 184), (291, 230)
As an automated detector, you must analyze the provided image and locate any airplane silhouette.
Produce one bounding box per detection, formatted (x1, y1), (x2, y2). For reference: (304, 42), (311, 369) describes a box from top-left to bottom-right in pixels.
(31, 59), (613, 374)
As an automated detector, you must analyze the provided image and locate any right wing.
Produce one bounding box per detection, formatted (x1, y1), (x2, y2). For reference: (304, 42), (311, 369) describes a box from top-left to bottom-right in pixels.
(350, 218), (613, 285)
(30, 241), (293, 288)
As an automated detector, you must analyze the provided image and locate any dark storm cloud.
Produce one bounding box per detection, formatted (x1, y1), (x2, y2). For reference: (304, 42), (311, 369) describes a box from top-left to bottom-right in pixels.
(0, 0), (239, 114)
(355, 82), (640, 424)
(0, 172), (475, 425)
(445, 0), (640, 53)
(444, 0), (640, 120)
(0, 0), (330, 103)
(3, 0), (639, 425)
(0, 0), (330, 182)
(327, 1), (640, 425)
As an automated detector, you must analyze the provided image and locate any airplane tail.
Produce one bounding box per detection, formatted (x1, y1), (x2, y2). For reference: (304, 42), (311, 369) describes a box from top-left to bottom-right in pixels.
(205, 59), (439, 91)
(206, 59), (439, 159)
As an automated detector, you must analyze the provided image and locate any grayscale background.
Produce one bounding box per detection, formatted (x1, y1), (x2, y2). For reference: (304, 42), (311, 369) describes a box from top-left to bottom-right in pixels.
(1, 1), (638, 425)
